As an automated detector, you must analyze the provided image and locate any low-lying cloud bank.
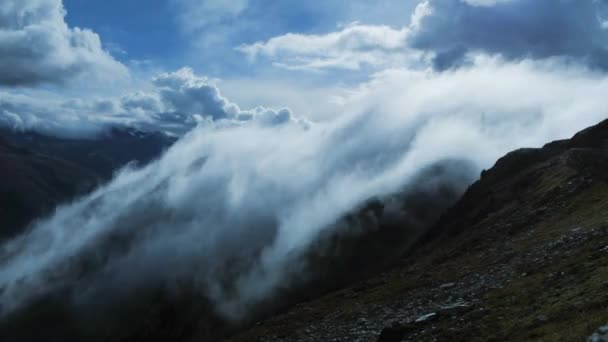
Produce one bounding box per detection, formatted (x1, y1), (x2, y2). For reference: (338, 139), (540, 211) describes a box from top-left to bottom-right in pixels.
(0, 67), (300, 138)
(0, 57), (607, 323)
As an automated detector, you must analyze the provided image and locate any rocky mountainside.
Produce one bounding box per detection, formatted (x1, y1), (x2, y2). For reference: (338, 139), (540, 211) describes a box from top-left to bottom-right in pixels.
(231, 119), (608, 341)
(0, 128), (175, 239)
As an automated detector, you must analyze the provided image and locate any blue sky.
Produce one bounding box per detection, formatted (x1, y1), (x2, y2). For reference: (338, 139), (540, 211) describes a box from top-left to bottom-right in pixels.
(62, 0), (419, 77)
(64, 0), (181, 65)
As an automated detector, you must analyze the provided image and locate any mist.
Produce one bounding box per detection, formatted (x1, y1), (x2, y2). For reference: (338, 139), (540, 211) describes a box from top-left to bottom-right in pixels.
(1, 56), (607, 326)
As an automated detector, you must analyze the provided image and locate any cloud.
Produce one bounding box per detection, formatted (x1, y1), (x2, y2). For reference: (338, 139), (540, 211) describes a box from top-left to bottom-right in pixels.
(0, 68), (300, 137)
(240, 0), (608, 73)
(0, 0), (128, 86)
(153, 68), (239, 120)
(1, 57), (607, 324)
(134, 67), (301, 130)
(233, 3), (433, 72)
(170, 0), (255, 53)
(461, 0), (514, 6)
(217, 77), (347, 122)
(172, 0), (250, 33)
(169, 0), (420, 76)
(410, 0), (608, 70)
(0, 92), (112, 137)
(238, 22), (414, 71)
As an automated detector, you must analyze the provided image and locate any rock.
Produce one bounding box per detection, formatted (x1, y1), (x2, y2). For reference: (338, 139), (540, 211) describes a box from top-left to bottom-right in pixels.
(415, 313), (437, 323)
(440, 282), (457, 289)
(588, 325), (608, 342)
(377, 313), (443, 342)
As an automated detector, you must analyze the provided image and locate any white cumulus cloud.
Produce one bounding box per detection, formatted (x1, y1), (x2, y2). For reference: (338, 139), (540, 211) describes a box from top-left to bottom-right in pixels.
(0, 67), (300, 137)
(238, 22), (415, 71)
(0, 0), (128, 86)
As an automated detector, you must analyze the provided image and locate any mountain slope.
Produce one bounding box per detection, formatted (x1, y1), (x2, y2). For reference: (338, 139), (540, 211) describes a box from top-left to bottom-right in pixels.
(3, 120), (608, 342)
(231, 119), (608, 341)
(0, 157), (476, 342)
(0, 128), (175, 239)
(0, 137), (98, 238)
(0, 127), (176, 180)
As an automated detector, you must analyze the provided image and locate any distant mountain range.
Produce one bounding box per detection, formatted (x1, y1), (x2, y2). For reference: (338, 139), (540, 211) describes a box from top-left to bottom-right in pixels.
(0, 127), (176, 239)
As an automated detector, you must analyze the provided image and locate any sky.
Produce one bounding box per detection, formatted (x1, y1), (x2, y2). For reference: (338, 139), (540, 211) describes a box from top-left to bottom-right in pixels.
(62, 0), (419, 76)
(3, 0), (608, 132)
(3, 0), (608, 323)
(63, 0), (180, 64)
(0, 1), (398, 131)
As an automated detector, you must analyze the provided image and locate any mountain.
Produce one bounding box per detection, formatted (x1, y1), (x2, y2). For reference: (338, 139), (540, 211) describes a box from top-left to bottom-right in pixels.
(0, 128), (176, 239)
(3, 120), (608, 342)
(231, 119), (608, 341)
(0, 153), (475, 342)
(0, 127), (176, 180)
(0, 137), (98, 238)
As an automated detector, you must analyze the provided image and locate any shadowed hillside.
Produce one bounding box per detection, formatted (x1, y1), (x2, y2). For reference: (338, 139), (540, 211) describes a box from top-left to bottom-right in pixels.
(0, 137), (97, 238)
(0, 128), (175, 239)
(0, 128), (176, 180)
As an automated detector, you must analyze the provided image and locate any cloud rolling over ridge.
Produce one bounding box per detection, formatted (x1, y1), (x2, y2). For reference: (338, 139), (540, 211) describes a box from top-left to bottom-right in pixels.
(0, 57), (607, 322)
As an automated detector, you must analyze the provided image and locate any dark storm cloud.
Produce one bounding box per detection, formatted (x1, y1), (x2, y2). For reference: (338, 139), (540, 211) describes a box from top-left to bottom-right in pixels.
(410, 0), (608, 70)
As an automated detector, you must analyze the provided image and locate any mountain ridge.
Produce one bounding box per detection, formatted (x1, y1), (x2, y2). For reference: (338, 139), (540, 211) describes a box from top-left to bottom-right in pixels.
(231, 118), (608, 341)
(2, 120), (608, 341)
